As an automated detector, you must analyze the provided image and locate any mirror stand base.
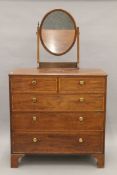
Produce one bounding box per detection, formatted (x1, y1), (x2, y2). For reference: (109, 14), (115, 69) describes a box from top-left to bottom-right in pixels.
(38, 62), (79, 68)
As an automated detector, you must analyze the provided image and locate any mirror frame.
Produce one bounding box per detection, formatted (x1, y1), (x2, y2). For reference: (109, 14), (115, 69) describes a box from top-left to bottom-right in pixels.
(40, 9), (77, 56)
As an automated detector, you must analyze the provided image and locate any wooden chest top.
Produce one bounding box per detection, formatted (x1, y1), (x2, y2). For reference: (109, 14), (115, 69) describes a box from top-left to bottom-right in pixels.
(9, 68), (107, 76)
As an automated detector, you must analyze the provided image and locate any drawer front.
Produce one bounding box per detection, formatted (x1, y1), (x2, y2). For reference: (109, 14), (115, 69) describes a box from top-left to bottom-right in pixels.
(12, 112), (104, 131)
(10, 77), (57, 93)
(12, 132), (103, 154)
(59, 77), (105, 93)
(12, 94), (104, 112)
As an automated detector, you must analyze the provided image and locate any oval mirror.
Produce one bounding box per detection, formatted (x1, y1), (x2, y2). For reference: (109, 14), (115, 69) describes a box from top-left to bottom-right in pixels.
(40, 9), (77, 56)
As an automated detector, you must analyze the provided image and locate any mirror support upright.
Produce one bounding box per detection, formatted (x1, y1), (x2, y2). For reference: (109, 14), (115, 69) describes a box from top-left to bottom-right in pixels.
(77, 27), (80, 69)
(36, 22), (40, 65)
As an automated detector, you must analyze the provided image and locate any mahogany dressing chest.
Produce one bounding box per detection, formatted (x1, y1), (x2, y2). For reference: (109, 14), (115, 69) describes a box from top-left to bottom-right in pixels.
(9, 9), (107, 168)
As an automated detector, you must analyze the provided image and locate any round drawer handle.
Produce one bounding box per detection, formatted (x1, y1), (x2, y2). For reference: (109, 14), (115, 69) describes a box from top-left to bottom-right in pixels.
(79, 80), (85, 85)
(79, 116), (84, 122)
(32, 116), (37, 121)
(32, 80), (37, 85)
(79, 97), (84, 102)
(32, 137), (39, 143)
(32, 97), (37, 103)
(79, 138), (83, 143)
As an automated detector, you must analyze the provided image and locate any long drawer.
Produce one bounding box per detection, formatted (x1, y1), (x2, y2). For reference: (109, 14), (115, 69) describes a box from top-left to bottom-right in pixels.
(12, 112), (104, 131)
(59, 77), (105, 93)
(10, 77), (57, 93)
(12, 131), (103, 154)
(11, 94), (104, 112)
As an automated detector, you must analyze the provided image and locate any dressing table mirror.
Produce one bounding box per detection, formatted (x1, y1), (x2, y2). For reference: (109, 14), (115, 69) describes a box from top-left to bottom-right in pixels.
(36, 9), (79, 68)
(9, 9), (107, 168)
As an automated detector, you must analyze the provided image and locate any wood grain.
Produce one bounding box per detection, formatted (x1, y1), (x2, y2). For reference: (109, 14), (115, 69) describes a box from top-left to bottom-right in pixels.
(12, 112), (104, 131)
(59, 77), (105, 93)
(11, 77), (57, 93)
(9, 68), (107, 76)
(11, 94), (104, 112)
(13, 131), (103, 154)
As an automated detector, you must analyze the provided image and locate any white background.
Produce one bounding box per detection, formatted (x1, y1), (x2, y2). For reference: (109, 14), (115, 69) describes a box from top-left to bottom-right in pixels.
(0, 0), (117, 174)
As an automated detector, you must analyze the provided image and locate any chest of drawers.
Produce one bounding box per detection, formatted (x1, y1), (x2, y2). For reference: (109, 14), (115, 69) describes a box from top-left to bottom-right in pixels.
(9, 68), (107, 168)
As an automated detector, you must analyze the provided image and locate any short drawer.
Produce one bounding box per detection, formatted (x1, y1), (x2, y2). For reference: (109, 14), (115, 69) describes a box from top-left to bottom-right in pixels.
(12, 131), (103, 154)
(10, 76), (57, 93)
(59, 77), (106, 93)
(11, 94), (104, 112)
(12, 112), (104, 131)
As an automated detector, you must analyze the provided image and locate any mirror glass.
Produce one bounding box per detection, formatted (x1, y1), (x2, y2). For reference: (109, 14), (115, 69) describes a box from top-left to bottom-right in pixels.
(40, 9), (76, 55)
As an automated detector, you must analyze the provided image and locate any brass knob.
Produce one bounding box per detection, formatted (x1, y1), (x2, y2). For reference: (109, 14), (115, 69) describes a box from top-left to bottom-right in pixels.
(79, 138), (83, 143)
(79, 80), (85, 85)
(32, 137), (38, 143)
(79, 97), (84, 102)
(32, 116), (37, 121)
(79, 116), (84, 122)
(32, 80), (37, 85)
(32, 97), (37, 103)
